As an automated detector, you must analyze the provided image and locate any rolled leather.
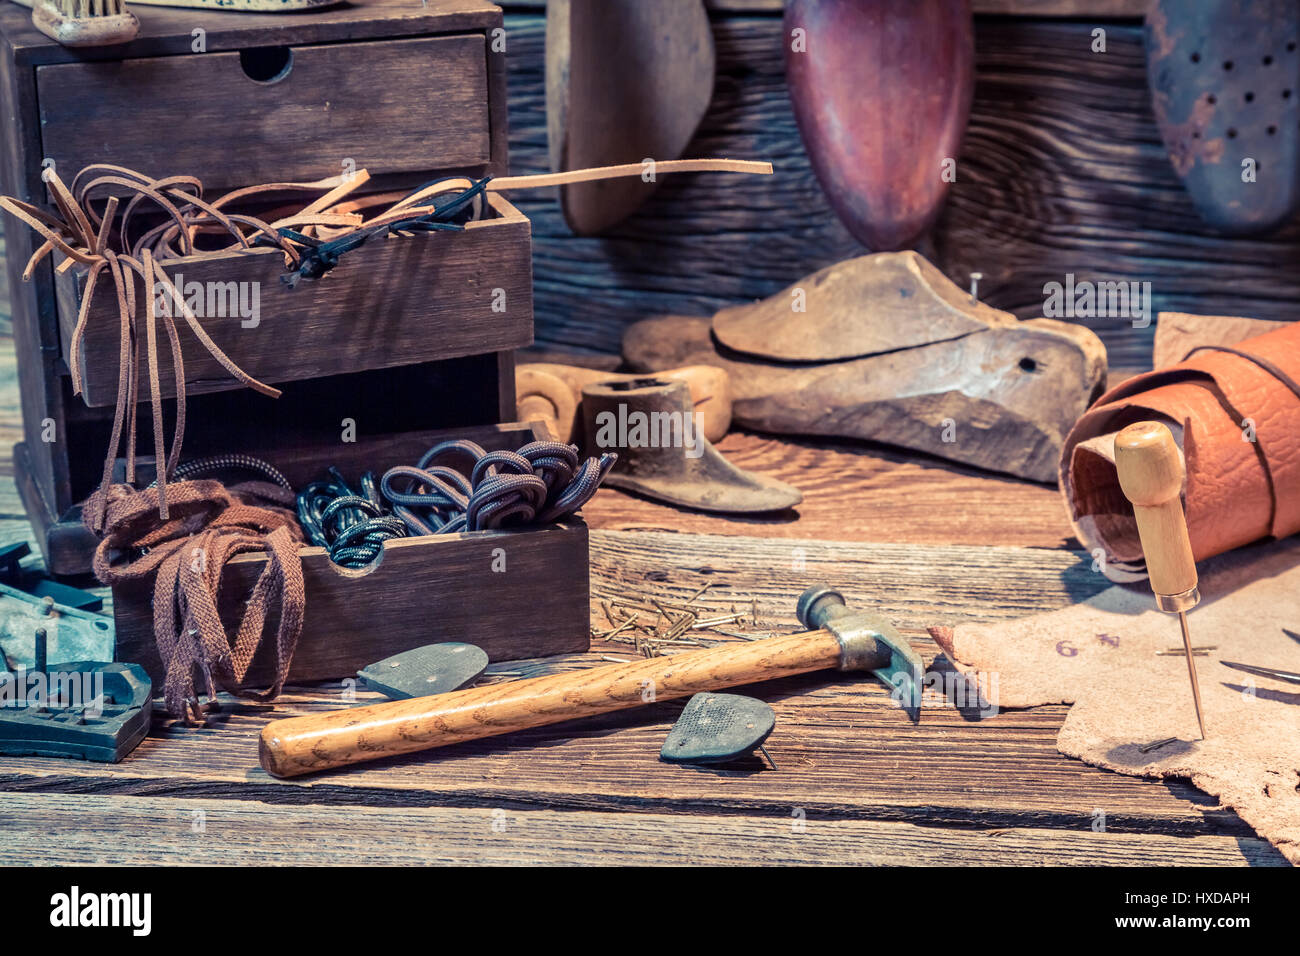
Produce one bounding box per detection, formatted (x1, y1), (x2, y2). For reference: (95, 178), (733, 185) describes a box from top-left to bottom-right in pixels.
(1060, 320), (1300, 582)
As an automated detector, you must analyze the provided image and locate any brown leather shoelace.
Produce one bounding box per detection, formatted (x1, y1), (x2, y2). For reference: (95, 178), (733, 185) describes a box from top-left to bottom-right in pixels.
(0, 164), (385, 529)
(88, 479), (305, 722)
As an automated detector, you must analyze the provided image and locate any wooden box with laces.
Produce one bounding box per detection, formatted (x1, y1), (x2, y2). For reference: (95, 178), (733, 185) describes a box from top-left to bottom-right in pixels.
(106, 424), (604, 697)
(50, 169), (533, 408)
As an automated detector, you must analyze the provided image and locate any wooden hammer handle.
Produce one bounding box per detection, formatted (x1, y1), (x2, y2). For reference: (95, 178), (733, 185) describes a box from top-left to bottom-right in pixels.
(260, 630), (842, 778)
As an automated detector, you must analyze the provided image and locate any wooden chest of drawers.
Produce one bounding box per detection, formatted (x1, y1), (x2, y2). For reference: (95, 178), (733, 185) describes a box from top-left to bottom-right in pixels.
(0, 0), (592, 674)
(0, 0), (517, 573)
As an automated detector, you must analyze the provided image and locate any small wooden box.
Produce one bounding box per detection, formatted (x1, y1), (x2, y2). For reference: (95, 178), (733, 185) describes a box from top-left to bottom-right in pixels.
(112, 423), (592, 688)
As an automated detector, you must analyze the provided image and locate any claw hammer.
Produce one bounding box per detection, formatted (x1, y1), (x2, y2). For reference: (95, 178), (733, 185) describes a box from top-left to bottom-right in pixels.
(259, 587), (925, 778)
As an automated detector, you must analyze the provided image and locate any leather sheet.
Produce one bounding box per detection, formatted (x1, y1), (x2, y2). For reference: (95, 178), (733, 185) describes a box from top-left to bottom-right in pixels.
(932, 538), (1300, 865)
(1060, 320), (1300, 582)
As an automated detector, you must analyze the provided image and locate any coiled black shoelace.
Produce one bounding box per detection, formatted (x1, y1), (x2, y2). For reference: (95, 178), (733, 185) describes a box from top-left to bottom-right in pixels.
(297, 441), (615, 568)
(382, 439), (616, 535)
(297, 468), (408, 568)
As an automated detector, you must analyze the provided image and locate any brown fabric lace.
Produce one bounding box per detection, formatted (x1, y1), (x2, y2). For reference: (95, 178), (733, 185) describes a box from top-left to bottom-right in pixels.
(88, 480), (305, 722)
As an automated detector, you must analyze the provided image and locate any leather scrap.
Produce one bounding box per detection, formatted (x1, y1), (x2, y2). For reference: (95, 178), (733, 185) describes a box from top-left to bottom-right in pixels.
(1151, 311), (1286, 368)
(931, 537), (1300, 865)
(1060, 319), (1300, 582)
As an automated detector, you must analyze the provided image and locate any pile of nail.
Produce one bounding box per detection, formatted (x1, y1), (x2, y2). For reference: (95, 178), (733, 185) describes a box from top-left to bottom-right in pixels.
(297, 439), (616, 568)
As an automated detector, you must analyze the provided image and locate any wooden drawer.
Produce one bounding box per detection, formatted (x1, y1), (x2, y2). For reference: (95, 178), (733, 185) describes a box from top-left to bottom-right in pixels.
(111, 423), (592, 688)
(56, 192), (533, 407)
(36, 34), (492, 191)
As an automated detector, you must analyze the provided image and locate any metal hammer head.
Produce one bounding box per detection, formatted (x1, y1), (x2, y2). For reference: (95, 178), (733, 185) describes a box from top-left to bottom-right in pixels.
(797, 586), (924, 715)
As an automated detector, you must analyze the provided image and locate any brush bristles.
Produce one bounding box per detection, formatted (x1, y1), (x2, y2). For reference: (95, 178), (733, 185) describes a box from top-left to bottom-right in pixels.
(56, 0), (124, 17)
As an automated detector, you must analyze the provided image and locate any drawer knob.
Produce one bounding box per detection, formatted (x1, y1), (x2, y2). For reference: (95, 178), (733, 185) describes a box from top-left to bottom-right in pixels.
(239, 46), (294, 84)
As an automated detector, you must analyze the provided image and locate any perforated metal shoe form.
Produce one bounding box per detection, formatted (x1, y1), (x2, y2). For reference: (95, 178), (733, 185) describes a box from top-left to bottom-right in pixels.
(1146, 0), (1300, 233)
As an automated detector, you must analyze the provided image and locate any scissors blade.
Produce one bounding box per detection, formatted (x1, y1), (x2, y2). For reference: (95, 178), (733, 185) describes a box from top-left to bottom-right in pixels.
(1220, 660), (1300, 685)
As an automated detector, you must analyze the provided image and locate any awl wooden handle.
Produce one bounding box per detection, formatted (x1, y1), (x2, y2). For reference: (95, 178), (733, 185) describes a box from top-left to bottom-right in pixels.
(1114, 420), (1198, 601)
(259, 630), (843, 778)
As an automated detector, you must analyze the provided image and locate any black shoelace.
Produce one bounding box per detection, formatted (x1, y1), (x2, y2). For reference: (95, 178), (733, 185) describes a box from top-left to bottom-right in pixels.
(276, 176), (492, 288)
(297, 440), (616, 568)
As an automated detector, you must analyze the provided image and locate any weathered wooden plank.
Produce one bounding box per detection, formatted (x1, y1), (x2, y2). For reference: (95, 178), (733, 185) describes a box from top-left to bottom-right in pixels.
(589, 529), (1112, 628)
(502, 15), (1299, 370)
(0, 792), (1281, 866)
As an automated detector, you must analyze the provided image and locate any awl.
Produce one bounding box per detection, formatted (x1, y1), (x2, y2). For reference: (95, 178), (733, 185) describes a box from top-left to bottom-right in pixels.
(1114, 420), (1207, 739)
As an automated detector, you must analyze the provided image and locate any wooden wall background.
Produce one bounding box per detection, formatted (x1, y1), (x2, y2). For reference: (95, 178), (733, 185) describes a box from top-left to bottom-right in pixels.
(501, 5), (1299, 370)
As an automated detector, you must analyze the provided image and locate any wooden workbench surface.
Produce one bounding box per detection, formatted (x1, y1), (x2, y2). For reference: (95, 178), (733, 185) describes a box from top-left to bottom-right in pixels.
(0, 319), (1283, 865)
